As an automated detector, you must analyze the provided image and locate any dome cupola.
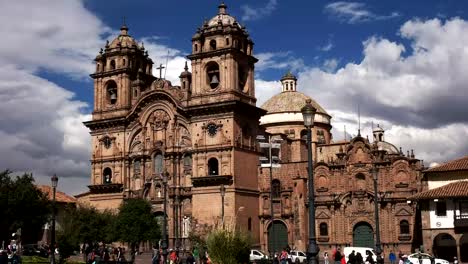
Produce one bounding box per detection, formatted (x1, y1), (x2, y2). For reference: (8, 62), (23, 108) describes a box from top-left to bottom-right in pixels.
(280, 71), (297, 92)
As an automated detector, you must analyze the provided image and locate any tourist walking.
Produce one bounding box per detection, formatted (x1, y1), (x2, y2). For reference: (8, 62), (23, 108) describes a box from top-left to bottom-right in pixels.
(389, 251), (396, 264)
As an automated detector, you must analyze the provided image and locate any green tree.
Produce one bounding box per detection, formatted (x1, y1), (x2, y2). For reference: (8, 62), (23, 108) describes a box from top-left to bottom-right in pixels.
(57, 205), (116, 262)
(0, 170), (50, 244)
(114, 198), (160, 261)
(206, 228), (251, 264)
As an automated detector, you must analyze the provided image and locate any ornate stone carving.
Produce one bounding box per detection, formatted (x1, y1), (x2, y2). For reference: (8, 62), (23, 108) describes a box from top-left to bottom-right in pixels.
(152, 110), (170, 130)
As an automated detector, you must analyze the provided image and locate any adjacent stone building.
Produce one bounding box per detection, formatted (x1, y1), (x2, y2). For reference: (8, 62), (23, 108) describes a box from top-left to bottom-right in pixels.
(78, 3), (424, 255)
(259, 74), (424, 254)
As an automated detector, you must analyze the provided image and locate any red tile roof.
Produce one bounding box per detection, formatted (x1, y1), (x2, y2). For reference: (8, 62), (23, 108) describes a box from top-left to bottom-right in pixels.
(410, 181), (468, 200)
(36, 185), (77, 204)
(425, 155), (468, 173)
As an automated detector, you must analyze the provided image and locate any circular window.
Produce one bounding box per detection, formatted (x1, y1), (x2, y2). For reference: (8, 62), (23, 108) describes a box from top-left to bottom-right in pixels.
(103, 137), (112, 149)
(207, 123), (218, 137)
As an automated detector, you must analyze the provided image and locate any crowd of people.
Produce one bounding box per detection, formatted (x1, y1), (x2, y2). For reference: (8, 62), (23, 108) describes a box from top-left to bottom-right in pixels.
(151, 247), (211, 264)
(82, 243), (127, 264)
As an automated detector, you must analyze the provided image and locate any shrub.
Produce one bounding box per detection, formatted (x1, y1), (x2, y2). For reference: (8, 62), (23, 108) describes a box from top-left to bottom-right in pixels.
(206, 228), (251, 264)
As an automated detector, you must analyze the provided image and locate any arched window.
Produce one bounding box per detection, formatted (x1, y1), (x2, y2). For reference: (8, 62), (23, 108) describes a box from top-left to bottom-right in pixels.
(319, 222), (328, 236)
(248, 217), (252, 231)
(110, 60), (116, 70)
(103, 167), (112, 184)
(400, 220), (410, 234)
(106, 81), (117, 105)
(194, 44), (198, 52)
(272, 179), (281, 198)
(286, 83), (289, 90)
(208, 158), (219, 175)
(122, 59), (126, 67)
(226, 38), (230, 46)
(210, 39), (217, 50)
(154, 153), (163, 175)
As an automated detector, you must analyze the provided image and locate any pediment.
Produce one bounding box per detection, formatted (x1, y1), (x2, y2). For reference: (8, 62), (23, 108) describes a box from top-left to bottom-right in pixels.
(395, 208), (412, 216)
(316, 211), (330, 219)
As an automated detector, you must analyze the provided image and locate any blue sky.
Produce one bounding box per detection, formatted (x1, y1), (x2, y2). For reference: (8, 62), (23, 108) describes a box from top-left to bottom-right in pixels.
(1, 0), (467, 195)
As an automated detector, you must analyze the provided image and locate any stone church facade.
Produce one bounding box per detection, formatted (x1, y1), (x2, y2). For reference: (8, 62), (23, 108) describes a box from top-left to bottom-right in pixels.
(80, 3), (423, 255)
(259, 74), (424, 254)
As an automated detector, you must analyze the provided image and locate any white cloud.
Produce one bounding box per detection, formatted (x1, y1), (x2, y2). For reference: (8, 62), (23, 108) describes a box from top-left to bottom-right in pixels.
(319, 42), (334, 52)
(325, 2), (400, 24)
(241, 0), (278, 21)
(0, 65), (91, 195)
(255, 52), (305, 73)
(141, 37), (188, 85)
(322, 58), (339, 72)
(297, 18), (468, 164)
(255, 79), (282, 107)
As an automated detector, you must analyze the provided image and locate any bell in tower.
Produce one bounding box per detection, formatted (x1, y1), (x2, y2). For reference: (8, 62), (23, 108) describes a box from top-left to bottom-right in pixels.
(89, 22), (155, 120)
(209, 71), (219, 88)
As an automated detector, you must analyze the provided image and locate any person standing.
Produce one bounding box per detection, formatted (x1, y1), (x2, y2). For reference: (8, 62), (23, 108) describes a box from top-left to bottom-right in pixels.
(389, 251), (396, 264)
(334, 248), (343, 264)
(324, 252), (329, 264)
(348, 250), (356, 264)
(186, 252), (195, 264)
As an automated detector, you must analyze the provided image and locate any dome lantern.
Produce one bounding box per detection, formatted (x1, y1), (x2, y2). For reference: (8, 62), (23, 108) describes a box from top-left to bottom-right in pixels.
(281, 71), (297, 92)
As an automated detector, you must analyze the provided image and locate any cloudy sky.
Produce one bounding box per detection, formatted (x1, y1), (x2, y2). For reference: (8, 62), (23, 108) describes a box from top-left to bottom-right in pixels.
(1, 0), (467, 195)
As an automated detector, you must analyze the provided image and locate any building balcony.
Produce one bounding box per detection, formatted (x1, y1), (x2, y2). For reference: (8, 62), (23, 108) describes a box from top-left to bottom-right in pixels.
(191, 175), (233, 187)
(88, 183), (123, 194)
(168, 186), (192, 198)
(398, 234), (412, 241)
(454, 214), (468, 228)
(318, 236), (330, 242)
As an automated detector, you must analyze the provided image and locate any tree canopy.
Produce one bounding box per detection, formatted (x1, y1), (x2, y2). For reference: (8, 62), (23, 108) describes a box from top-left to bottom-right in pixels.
(0, 170), (51, 244)
(114, 198), (160, 258)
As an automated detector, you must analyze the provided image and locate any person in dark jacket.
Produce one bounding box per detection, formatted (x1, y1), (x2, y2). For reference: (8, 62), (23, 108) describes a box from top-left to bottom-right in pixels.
(348, 250), (356, 264)
(355, 252), (364, 264)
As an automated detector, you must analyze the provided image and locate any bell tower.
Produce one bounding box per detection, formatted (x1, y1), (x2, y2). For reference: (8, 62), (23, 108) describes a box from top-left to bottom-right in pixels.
(186, 4), (264, 242)
(90, 23), (155, 120)
(187, 3), (257, 106)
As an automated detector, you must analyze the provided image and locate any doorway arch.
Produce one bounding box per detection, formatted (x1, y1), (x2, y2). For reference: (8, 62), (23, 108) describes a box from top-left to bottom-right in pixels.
(433, 233), (457, 261)
(268, 220), (288, 254)
(460, 234), (468, 262)
(353, 222), (374, 248)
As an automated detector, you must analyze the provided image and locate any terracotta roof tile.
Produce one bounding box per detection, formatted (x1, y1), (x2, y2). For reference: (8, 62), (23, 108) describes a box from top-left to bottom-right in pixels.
(36, 185), (77, 204)
(410, 181), (468, 200)
(425, 155), (468, 173)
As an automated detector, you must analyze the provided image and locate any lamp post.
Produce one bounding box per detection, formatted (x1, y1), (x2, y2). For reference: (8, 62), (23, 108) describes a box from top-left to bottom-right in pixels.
(220, 184), (226, 229)
(301, 98), (319, 264)
(161, 171), (169, 263)
(257, 134), (281, 258)
(371, 165), (383, 264)
(50, 174), (58, 264)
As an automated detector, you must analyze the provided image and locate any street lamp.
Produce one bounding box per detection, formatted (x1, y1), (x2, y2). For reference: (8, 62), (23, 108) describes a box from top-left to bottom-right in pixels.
(161, 171), (169, 263)
(257, 134), (281, 257)
(220, 184), (226, 229)
(371, 165), (383, 264)
(50, 174), (58, 264)
(301, 98), (319, 264)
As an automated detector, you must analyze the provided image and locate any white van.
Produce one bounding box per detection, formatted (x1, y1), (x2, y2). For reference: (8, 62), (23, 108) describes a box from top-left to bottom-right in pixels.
(343, 247), (377, 263)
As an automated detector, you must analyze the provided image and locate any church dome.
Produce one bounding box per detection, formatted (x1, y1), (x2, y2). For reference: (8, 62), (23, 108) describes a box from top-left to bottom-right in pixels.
(206, 3), (242, 29)
(108, 25), (138, 49)
(261, 91), (328, 115)
(376, 141), (399, 155)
